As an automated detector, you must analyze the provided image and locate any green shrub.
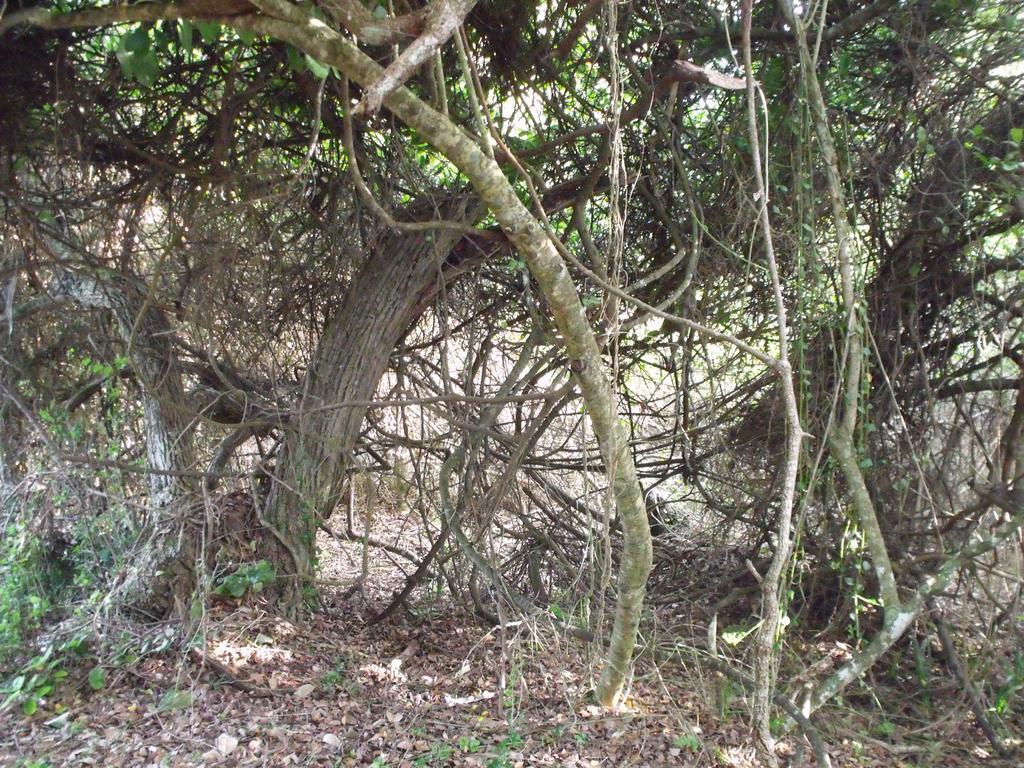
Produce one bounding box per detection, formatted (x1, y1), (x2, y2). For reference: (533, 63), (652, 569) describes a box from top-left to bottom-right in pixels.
(214, 560), (276, 598)
(0, 523), (54, 663)
(0, 635), (87, 716)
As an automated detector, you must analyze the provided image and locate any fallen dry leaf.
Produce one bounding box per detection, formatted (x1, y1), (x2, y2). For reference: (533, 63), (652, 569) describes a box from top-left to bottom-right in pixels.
(322, 733), (343, 749)
(214, 733), (238, 756)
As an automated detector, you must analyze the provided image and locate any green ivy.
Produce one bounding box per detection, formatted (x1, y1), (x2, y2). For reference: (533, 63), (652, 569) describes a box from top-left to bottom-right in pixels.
(214, 560), (276, 599)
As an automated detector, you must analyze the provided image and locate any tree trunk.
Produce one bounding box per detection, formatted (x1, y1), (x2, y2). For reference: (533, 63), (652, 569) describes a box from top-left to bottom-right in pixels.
(0, 287), (17, 491)
(55, 265), (198, 618)
(260, 210), (468, 605)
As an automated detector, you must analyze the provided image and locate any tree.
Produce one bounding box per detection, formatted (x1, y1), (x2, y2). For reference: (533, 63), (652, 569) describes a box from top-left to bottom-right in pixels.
(2, 0), (1022, 746)
(3, 0), (654, 706)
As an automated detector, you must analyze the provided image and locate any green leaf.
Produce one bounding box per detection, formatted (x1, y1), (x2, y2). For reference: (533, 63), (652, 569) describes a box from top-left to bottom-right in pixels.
(252, 560), (275, 583)
(115, 45), (135, 77)
(123, 26), (150, 53)
(304, 54), (330, 79)
(177, 20), (194, 51)
(226, 575), (247, 598)
(22, 697), (38, 716)
(1011, 127), (1024, 143)
(672, 732), (702, 752)
(159, 688), (192, 711)
(195, 20), (221, 44)
(283, 46), (307, 78)
(153, 26), (170, 53)
(132, 50), (160, 87)
(88, 666), (106, 691)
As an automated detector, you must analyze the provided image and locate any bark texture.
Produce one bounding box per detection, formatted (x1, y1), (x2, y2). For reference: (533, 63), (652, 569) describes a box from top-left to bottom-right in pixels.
(54, 265), (198, 617)
(55, 269), (195, 507)
(260, 209), (467, 603)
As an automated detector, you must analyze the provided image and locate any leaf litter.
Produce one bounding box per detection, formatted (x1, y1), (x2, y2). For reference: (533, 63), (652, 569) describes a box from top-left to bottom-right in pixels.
(0, 534), (1015, 767)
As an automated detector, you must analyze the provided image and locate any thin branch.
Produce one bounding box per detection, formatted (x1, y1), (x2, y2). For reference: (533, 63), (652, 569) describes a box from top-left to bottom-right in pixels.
(353, 0), (478, 117)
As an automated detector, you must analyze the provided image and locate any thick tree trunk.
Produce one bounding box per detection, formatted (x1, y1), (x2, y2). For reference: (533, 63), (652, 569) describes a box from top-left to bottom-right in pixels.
(260, 211), (468, 605)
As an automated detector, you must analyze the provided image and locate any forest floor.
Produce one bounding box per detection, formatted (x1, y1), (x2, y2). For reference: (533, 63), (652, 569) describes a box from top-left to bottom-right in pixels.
(0, 531), (1018, 767)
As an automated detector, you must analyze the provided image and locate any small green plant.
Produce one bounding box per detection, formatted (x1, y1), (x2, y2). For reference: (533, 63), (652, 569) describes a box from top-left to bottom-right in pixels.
(992, 650), (1024, 716)
(672, 731), (702, 752)
(369, 758), (390, 768)
(413, 742), (453, 767)
(1, 636), (86, 716)
(87, 666), (106, 691)
(457, 735), (482, 753)
(485, 730), (524, 767)
(214, 560), (276, 599)
(502, 679), (517, 710)
(499, 732), (524, 750)
(0, 523), (57, 660)
(874, 720), (896, 737)
(320, 658), (349, 693)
